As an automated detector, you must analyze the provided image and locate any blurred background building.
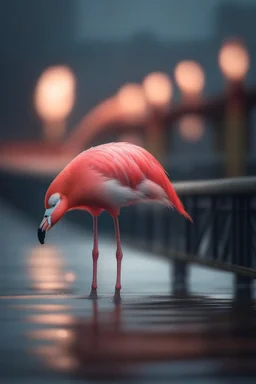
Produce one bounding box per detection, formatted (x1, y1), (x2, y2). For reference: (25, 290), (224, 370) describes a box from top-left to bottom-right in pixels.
(0, 0), (255, 180)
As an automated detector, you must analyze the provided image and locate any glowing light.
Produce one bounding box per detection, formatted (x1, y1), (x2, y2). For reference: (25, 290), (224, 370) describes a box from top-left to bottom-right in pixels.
(57, 329), (70, 339)
(218, 40), (250, 81)
(179, 115), (204, 142)
(27, 245), (68, 293)
(54, 356), (79, 371)
(142, 72), (172, 111)
(28, 328), (74, 343)
(64, 271), (76, 283)
(32, 345), (78, 371)
(116, 83), (148, 123)
(14, 304), (70, 312)
(174, 61), (205, 95)
(34, 65), (76, 122)
(27, 313), (74, 326)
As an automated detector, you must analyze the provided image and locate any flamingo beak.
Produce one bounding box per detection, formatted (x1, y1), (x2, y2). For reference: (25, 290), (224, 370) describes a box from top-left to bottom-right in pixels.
(37, 208), (53, 244)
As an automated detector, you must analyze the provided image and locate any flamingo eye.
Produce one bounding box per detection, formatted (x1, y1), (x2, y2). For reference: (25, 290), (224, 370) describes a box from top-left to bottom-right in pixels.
(48, 193), (60, 207)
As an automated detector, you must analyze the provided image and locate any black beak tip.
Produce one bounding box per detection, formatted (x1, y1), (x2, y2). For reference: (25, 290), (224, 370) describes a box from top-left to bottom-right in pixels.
(37, 228), (45, 245)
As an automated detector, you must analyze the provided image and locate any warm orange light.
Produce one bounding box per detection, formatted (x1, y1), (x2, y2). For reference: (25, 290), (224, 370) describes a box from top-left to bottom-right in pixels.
(32, 344), (78, 371)
(34, 66), (76, 122)
(179, 115), (204, 142)
(64, 271), (76, 283)
(142, 72), (172, 111)
(28, 313), (74, 326)
(218, 40), (250, 81)
(27, 245), (68, 293)
(174, 61), (205, 95)
(116, 83), (149, 123)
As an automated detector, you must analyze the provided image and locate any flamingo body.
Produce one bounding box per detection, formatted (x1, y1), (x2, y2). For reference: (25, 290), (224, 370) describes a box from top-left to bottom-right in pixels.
(38, 142), (192, 300)
(45, 142), (191, 219)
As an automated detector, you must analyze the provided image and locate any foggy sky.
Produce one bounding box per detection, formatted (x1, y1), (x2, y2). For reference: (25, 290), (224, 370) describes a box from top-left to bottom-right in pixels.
(74, 0), (256, 42)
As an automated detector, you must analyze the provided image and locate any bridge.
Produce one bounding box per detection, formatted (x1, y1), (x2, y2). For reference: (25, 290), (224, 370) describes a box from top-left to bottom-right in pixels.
(0, 163), (255, 382)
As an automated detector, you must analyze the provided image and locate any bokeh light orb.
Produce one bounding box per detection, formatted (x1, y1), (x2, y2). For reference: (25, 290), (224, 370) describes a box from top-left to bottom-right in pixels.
(179, 115), (204, 142)
(174, 61), (205, 95)
(218, 40), (250, 81)
(64, 271), (76, 283)
(142, 72), (172, 110)
(35, 66), (76, 122)
(116, 83), (149, 122)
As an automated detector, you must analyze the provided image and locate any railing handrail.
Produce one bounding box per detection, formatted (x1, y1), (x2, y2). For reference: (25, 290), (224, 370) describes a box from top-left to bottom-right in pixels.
(173, 176), (256, 196)
(124, 239), (256, 278)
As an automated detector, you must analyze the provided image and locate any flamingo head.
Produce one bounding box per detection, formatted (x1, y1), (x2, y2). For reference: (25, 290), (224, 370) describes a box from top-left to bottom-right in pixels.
(37, 192), (68, 244)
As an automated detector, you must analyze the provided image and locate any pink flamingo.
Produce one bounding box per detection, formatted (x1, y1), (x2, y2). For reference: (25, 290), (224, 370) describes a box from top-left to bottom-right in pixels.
(38, 142), (192, 301)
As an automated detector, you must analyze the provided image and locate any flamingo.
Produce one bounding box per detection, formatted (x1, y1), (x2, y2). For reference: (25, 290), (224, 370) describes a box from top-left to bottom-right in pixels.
(37, 142), (192, 301)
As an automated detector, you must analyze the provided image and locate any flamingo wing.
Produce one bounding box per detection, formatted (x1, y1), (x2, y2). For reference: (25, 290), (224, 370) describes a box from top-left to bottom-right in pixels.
(81, 142), (172, 207)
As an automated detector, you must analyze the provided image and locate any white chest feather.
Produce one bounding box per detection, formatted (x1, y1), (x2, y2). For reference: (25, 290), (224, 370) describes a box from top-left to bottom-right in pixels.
(102, 178), (169, 208)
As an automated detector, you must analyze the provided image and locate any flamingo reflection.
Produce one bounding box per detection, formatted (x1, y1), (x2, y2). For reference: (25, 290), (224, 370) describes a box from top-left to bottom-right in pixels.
(26, 297), (256, 379)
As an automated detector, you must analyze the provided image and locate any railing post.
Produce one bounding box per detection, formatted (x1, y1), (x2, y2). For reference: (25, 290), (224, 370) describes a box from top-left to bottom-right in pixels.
(233, 195), (253, 303)
(234, 275), (253, 302)
(172, 260), (189, 295)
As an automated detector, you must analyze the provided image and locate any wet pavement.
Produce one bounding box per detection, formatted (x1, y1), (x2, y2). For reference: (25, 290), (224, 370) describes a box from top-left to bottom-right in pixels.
(0, 198), (256, 383)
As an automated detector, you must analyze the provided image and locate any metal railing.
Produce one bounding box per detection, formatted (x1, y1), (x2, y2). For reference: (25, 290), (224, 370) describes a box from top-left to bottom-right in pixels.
(0, 167), (255, 300)
(123, 176), (256, 299)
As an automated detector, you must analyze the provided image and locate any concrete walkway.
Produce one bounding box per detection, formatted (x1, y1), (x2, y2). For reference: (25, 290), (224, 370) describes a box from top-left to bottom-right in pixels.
(0, 198), (236, 298)
(1, 198), (256, 384)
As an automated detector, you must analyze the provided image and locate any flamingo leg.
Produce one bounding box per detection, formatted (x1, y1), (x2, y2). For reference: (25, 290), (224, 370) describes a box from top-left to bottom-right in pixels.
(89, 216), (99, 299)
(113, 216), (123, 302)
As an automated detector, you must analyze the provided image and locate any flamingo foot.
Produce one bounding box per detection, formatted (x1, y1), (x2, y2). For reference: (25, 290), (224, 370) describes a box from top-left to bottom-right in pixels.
(113, 288), (121, 304)
(88, 287), (98, 300)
